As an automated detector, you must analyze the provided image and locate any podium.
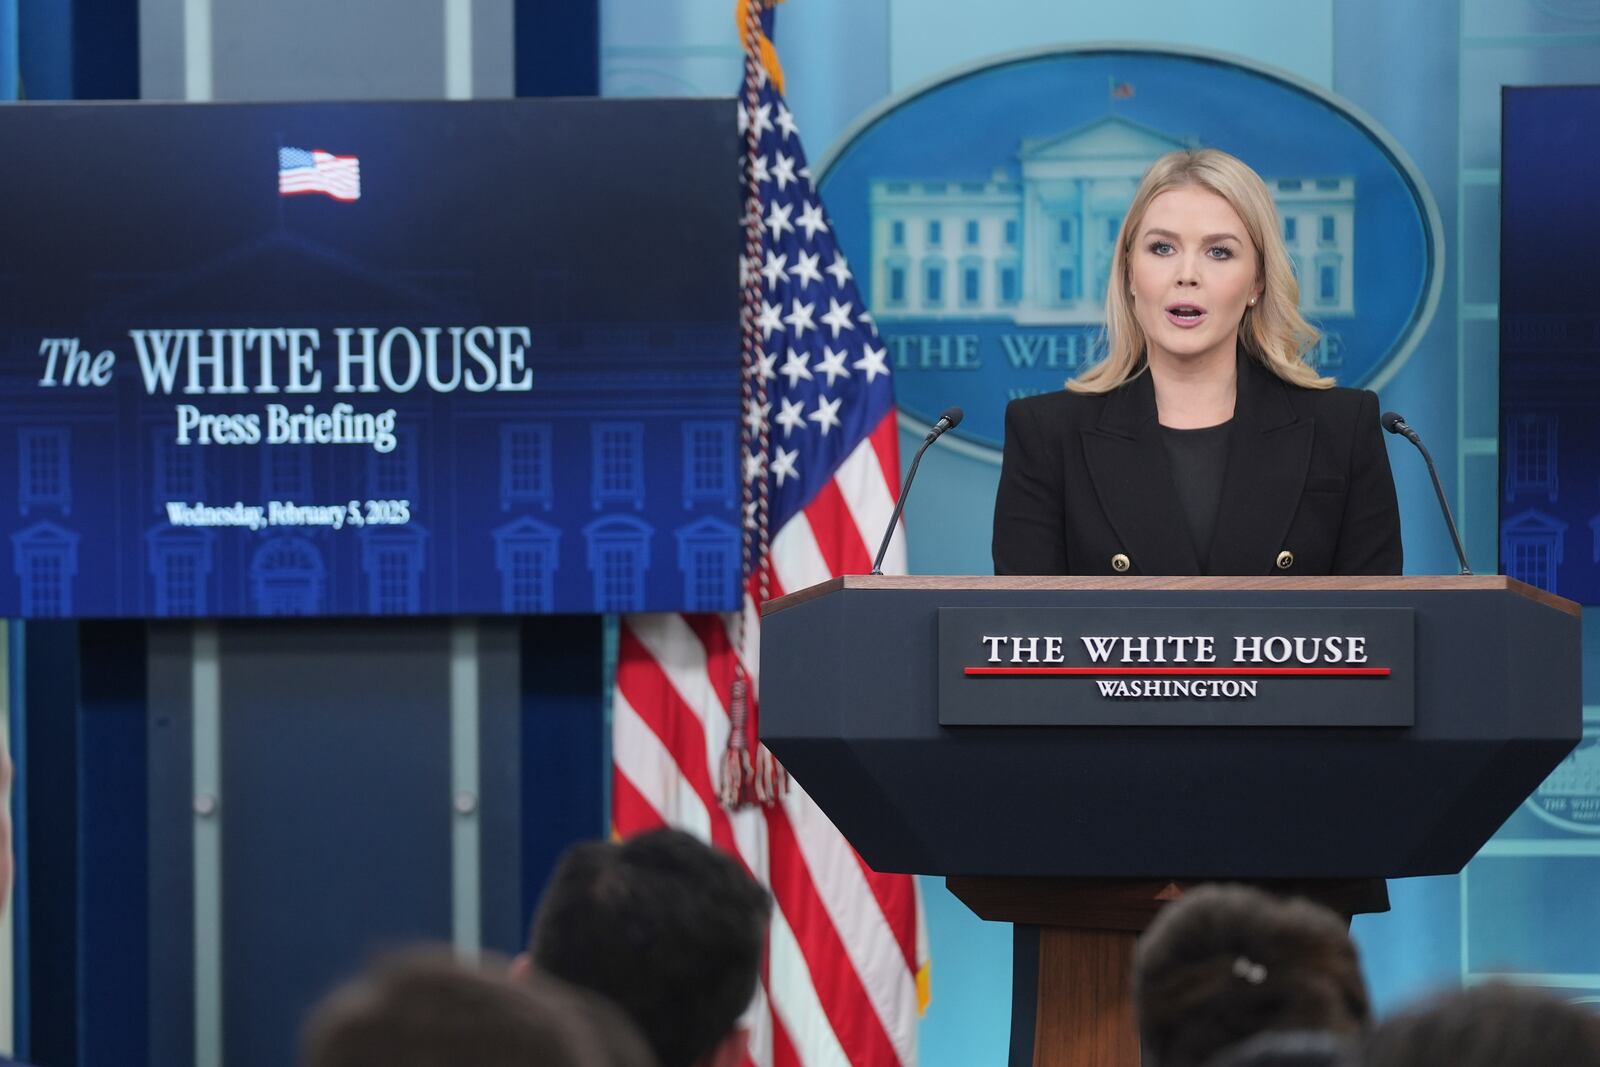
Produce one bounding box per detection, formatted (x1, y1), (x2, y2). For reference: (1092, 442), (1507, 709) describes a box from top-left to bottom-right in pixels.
(759, 576), (1581, 1067)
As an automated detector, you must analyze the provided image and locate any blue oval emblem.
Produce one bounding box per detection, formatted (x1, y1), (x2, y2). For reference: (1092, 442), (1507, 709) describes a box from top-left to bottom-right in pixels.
(1524, 736), (1600, 835)
(817, 45), (1443, 454)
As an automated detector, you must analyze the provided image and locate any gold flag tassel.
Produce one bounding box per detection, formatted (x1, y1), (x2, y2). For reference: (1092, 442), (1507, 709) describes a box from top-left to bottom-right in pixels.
(720, 673), (755, 809)
(752, 741), (788, 805)
(733, 0), (787, 92)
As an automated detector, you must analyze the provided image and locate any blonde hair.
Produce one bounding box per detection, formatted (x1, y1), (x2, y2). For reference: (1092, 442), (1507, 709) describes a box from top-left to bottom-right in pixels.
(1069, 148), (1331, 394)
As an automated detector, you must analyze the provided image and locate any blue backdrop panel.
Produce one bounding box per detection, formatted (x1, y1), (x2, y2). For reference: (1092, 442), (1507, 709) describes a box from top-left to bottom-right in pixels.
(217, 622), (455, 1067)
(1500, 86), (1600, 603)
(0, 98), (740, 618)
(516, 0), (598, 97)
(516, 615), (607, 942)
(1466, 856), (1600, 976)
(78, 622), (150, 1067)
(146, 624), (197, 1067)
(19, 621), (78, 1067)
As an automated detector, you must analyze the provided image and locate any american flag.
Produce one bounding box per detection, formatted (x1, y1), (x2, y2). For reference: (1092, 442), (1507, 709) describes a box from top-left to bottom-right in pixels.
(610, 4), (927, 1067)
(278, 147), (361, 202)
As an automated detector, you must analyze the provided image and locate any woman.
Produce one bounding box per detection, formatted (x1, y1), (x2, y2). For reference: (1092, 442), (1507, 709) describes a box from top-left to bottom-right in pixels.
(991, 148), (1402, 578)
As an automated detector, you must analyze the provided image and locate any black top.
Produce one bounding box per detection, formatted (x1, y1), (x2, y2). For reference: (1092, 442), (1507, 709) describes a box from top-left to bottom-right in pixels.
(991, 355), (1403, 577)
(1160, 419), (1232, 571)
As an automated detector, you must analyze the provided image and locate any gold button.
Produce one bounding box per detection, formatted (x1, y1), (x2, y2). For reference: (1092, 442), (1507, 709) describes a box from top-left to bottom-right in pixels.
(1276, 550), (1295, 570)
(1111, 553), (1131, 573)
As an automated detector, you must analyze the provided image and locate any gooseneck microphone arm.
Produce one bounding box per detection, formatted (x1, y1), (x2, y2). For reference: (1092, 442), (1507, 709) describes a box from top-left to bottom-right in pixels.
(870, 406), (963, 575)
(1381, 411), (1472, 575)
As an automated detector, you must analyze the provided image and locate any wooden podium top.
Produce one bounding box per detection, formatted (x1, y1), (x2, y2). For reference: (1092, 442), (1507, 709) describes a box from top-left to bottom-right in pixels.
(762, 573), (1579, 618)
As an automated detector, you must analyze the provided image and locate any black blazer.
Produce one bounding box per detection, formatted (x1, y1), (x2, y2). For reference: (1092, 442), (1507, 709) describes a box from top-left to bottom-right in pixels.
(992, 356), (1402, 577)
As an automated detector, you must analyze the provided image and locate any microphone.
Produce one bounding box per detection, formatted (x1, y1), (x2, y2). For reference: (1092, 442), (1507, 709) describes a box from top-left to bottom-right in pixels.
(928, 406), (963, 437)
(870, 406), (963, 574)
(1381, 411), (1471, 575)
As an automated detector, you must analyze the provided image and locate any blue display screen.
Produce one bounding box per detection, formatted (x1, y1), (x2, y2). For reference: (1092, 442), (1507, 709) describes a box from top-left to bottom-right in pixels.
(0, 99), (741, 617)
(1500, 86), (1600, 604)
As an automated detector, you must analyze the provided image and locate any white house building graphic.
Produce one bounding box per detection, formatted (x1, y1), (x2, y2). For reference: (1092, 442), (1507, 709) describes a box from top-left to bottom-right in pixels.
(868, 117), (1355, 326)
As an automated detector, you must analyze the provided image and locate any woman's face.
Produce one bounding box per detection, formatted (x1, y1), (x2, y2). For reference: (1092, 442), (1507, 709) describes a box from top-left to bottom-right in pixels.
(1127, 185), (1263, 372)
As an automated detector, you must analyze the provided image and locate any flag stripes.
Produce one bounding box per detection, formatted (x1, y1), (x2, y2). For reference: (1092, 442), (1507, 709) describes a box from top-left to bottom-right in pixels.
(780, 783), (919, 1063)
(617, 592), (924, 1066)
(802, 479), (875, 577)
(765, 807), (907, 1067)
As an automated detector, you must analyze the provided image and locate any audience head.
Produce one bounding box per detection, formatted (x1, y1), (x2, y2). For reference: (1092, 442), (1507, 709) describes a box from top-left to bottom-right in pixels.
(1133, 883), (1369, 1067)
(302, 948), (654, 1067)
(1359, 981), (1600, 1067)
(527, 828), (773, 1067)
(1200, 1029), (1352, 1067)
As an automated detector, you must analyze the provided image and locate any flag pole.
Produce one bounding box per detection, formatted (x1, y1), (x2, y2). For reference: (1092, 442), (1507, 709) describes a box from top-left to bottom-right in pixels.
(723, 0), (773, 811)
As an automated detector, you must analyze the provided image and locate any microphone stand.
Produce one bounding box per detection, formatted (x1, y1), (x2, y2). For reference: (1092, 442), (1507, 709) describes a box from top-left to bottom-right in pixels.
(871, 409), (961, 574)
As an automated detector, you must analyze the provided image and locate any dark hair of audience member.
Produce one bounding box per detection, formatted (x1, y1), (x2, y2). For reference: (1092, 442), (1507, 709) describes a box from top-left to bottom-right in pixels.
(301, 948), (655, 1067)
(1133, 883), (1370, 1067)
(1359, 981), (1600, 1067)
(1199, 1028), (1352, 1067)
(529, 828), (773, 1067)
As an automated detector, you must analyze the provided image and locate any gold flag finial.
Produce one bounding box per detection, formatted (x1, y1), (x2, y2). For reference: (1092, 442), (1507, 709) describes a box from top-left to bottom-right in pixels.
(734, 0), (786, 95)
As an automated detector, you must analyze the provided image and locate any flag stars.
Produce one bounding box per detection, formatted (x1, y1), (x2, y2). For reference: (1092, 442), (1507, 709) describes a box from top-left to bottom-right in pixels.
(771, 152), (798, 191)
(816, 346), (851, 386)
(744, 397), (771, 435)
(764, 200), (794, 240)
(790, 250), (823, 289)
(854, 343), (889, 383)
(771, 446), (799, 487)
(751, 102), (774, 137)
(820, 298), (856, 339)
(739, 83), (895, 514)
(743, 499), (759, 529)
(756, 300), (783, 339)
(743, 448), (767, 485)
(775, 103), (798, 140)
(795, 201), (828, 241)
(783, 299), (816, 338)
(808, 395), (843, 436)
(774, 396), (807, 437)
(779, 347), (813, 387)
(761, 251), (789, 289)
(754, 348), (778, 382)
(825, 252), (852, 288)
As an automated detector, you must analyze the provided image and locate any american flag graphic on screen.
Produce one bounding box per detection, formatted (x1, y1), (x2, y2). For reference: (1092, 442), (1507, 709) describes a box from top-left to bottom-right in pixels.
(278, 147), (361, 202)
(609, 5), (928, 1067)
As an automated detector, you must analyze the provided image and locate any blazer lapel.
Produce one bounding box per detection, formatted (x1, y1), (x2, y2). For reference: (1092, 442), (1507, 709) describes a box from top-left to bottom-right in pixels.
(1205, 358), (1314, 574)
(1081, 371), (1201, 575)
